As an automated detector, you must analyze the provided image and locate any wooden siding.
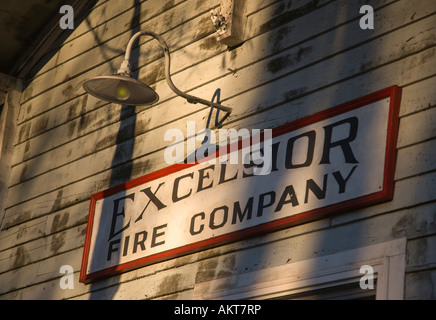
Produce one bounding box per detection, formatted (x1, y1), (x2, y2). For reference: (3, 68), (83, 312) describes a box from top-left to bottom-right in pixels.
(0, 0), (435, 299)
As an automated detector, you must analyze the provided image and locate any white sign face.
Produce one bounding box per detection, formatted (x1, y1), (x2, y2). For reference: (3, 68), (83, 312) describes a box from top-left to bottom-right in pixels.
(80, 86), (401, 283)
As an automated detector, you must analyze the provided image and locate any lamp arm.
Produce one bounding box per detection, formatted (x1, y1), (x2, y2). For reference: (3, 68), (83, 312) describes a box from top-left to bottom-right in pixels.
(121, 31), (232, 113)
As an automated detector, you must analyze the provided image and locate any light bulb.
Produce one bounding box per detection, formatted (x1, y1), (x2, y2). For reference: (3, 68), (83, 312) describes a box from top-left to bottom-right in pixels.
(115, 82), (130, 101)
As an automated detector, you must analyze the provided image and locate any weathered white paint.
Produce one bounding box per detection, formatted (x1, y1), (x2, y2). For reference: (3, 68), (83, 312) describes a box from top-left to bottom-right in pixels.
(1, 0), (435, 300)
(10, 3), (435, 183)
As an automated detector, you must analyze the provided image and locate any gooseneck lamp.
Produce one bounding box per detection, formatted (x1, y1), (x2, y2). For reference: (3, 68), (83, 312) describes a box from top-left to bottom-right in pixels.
(83, 31), (232, 113)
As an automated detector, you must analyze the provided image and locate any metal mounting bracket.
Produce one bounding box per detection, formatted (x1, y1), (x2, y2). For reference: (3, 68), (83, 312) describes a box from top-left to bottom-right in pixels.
(210, 0), (246, 48)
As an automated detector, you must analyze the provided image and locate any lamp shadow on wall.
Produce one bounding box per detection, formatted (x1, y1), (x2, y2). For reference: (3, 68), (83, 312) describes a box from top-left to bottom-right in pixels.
(88, 0), (142, 300)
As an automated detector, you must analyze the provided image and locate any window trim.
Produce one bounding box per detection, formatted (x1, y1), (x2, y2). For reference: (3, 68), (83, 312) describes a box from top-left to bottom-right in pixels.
(192, 238), (406, 300)
(0, 74), (22, 229)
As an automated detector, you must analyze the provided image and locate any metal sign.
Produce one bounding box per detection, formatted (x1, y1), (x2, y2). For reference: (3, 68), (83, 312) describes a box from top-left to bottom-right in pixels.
(80, 86), (401, 283)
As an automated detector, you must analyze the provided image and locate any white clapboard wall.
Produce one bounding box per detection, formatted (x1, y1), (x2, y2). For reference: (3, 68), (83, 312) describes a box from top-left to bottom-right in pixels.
(0, 0), (435, 299)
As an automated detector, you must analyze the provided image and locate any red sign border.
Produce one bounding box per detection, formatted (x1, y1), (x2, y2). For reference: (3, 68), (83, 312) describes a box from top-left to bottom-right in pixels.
(80, 85), (402, 283)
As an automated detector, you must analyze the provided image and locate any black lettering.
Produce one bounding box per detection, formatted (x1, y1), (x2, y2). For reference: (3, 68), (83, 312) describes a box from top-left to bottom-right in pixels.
(109, 193), (134, 241)
(151, 224), (167, 247)
(304, 174), (328, 203)
(197, 165), (215, 192)
(141, 183), (167, 209)
(270, 142), (280, 172)
(172, 172), (194, 202)
(135, 182), (166, 222)
(232, 197), (254, 224)
(285, 131), (316, 169)
(219, 163), (238, 184)
(320, 117), (359, 164)
(133, 231), (147, 254)
(257, 191), (276, 217)
(190, 212), (205, 235)
(209, 206), (228, 229)
(122, 235), (130, 257)
(333, 165), (358, 193)
(275, 185), (299, 212)
(107, 239), (120, 261)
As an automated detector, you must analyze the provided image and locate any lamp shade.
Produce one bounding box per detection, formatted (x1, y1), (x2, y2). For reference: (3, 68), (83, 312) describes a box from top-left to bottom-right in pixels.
(82, 31), (231, 113)
(83, 74), (159, 106)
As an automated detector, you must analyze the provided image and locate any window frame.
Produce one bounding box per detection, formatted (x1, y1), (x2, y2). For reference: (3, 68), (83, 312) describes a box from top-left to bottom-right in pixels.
(192, 238), (406, 300)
